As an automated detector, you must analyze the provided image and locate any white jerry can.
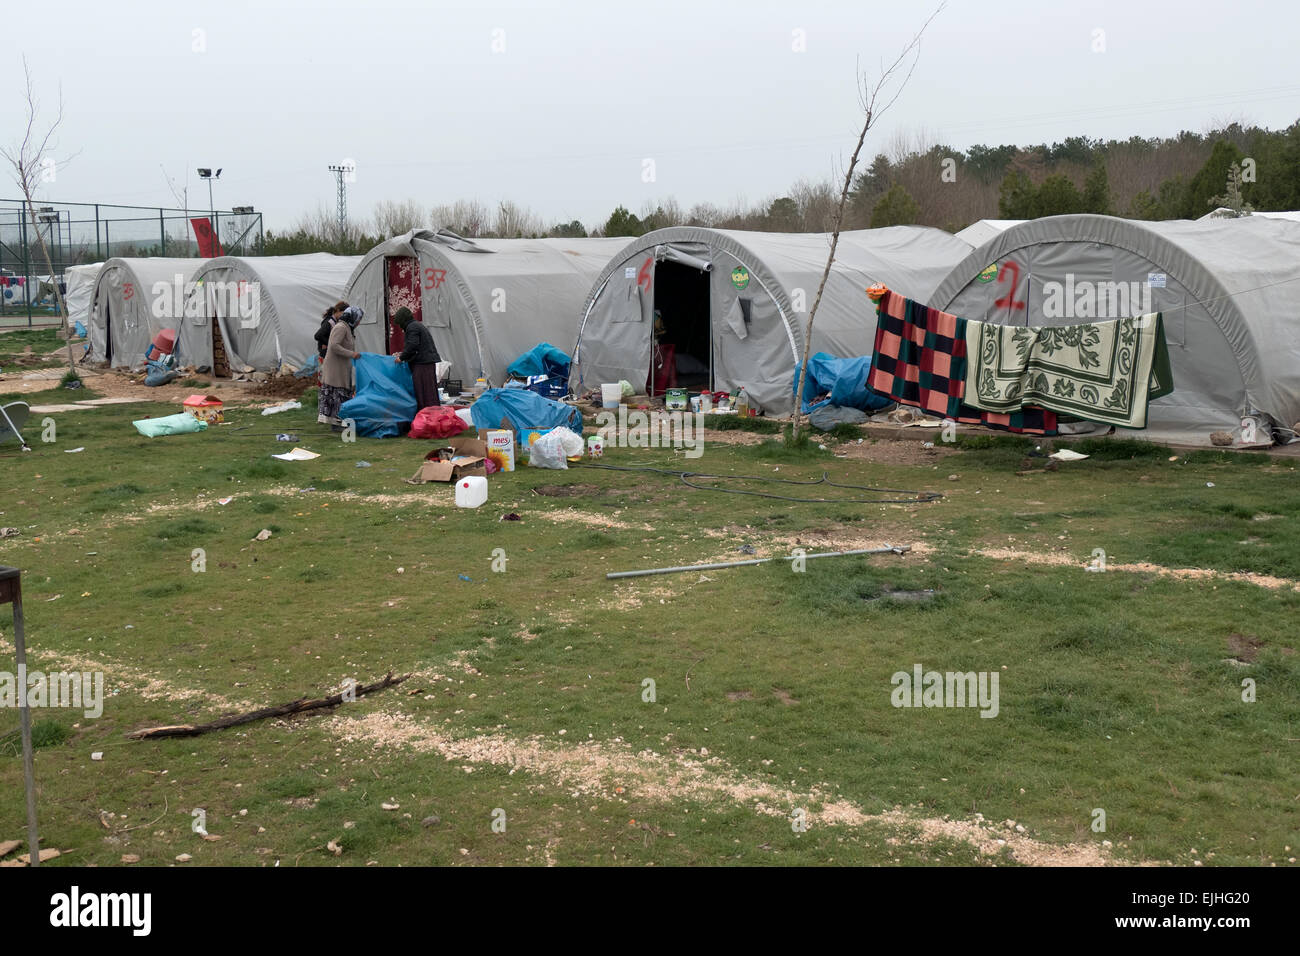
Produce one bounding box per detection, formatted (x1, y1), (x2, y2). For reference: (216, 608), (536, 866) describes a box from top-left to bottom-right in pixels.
(455, 476), (488, 508)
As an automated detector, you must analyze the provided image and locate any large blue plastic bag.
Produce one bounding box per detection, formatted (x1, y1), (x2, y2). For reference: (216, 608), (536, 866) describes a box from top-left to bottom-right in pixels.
(470, 388), (583, 435)
(795, 353), (894, 413)
(339, 353), (417, 438)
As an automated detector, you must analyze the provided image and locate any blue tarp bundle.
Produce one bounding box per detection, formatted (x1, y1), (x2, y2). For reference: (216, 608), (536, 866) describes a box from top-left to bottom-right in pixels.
(470, 388), (583, 435)
(507, 342), (571, 381)
(795, 353), (894, 414)
(339, 353), (416, 438)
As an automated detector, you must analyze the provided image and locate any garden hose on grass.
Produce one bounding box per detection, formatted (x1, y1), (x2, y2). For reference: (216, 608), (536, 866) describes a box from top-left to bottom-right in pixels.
(582, 463), (943, 504)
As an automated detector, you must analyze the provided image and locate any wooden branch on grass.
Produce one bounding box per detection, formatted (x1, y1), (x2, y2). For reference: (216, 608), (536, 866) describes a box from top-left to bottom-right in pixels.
(125, 672), (409, 740)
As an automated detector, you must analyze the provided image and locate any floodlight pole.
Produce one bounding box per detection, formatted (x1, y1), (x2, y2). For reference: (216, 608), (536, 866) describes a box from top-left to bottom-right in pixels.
(327, 165), (348, 240)
(0, 567), (40, 866)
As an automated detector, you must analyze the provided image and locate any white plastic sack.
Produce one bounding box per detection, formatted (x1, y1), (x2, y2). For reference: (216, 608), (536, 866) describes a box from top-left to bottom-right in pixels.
(529, 426), (584, 469)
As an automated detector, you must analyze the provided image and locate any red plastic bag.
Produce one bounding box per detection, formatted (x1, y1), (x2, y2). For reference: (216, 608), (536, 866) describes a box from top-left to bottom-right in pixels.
(408, 405), (469, 440)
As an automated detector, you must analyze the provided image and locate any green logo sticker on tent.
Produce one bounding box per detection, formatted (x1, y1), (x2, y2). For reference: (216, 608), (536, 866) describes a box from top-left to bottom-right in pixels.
(731, 267), (750, 290)
(976, 264), (998, 284)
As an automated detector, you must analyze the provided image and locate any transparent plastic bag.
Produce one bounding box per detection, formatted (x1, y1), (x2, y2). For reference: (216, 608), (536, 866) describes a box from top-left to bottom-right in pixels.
(529, 426), (584, 469)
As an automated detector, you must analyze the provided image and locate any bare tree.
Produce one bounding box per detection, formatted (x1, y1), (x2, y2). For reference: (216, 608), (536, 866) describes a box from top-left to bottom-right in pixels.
(492, 199), (542, 238)
(791, 5), (945, 442)
(1, 58), (78, 375)
(430, 199), (492, 238)
(373, 198), (426, 237)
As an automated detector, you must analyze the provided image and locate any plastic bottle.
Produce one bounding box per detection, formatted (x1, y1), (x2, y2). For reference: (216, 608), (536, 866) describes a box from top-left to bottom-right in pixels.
(735, 387), (750, 417)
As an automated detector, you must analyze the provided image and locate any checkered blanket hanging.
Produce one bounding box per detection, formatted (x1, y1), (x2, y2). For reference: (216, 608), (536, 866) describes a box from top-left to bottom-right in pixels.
(867, 290), (1058, 435)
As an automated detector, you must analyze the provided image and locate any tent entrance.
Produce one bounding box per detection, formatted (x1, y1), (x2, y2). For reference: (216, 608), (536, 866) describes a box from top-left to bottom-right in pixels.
(211, 315), (231, 378)
(104, 302), (114, 365)
(384, 256), (421, 355)
(650, 258), (711, 396)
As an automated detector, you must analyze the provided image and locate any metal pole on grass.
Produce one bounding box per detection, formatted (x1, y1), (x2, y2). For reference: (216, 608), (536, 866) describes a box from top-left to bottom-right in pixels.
(0, 567), (40, 866)
(606, 545), (910, 580)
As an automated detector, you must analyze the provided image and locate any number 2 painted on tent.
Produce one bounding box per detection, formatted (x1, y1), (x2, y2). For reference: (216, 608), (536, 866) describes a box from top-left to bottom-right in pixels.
(993, 262), (1026, 312)
(636, 257), (653, 292)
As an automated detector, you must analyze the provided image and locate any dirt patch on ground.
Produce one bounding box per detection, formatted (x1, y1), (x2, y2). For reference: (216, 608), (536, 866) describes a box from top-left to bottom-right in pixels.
(974, 546), (1300, 592)
(833, 438), (956, 467)
(533, 483), (603, 498)
(0, 635), (254, 711)
(247, 375), (314, 400)
(328, 710), (1124, 866)
(2, 365), (287, 408)
(1227, 633), (1263, 662)
(531, 507), (651, 531)
(701, 428), (769, 447)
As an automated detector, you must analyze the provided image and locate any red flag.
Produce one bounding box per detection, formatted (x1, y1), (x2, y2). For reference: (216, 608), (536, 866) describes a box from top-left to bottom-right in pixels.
(190, 218), (226, 258)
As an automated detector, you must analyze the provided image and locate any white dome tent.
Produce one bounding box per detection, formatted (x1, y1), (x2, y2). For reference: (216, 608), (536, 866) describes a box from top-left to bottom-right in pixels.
(342, 229), (628, 386)
(87, 258), (202, 369)
(571, 226), (973, 415)
(176, 254), (360, 375)
(929, 214), (1300, 445)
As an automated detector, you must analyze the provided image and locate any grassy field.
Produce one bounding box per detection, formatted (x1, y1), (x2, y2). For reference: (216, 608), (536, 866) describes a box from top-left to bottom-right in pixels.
(0, 389), (1297, 867)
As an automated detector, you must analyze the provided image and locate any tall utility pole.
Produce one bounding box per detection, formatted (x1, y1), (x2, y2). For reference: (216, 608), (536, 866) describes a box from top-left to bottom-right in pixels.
(327, 164), (349, 241)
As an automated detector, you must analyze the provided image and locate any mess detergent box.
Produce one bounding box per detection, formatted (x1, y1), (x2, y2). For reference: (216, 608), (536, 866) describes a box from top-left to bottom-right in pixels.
(483, 429), (515, 472)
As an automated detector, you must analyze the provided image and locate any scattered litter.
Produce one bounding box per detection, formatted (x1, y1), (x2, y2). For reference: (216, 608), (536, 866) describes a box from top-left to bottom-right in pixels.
(396, 567), (404, 574)
(298, 486), (316, 493)
(921, 441), (934, 449)
(64, 447), (85, 454)
(271, 447), (320, 461)
(253, 529), (273, 541)
(499, 512), (522, 522)
(458, 574), (472, 582)
(1168, 456), (1179, 462)
(1206, 482), (1216, 488)
(91, 752), (103, 761)
(261, 401), (302, 416)
(0, 528), (19, 538)
(218, 497), (234, 505)
(355, 460), (371, 468)
(275, 433), (298, 442)
(45, 594), (61, 602)
(738, 544), (756, 555)
(1049, 449), (1089, 461)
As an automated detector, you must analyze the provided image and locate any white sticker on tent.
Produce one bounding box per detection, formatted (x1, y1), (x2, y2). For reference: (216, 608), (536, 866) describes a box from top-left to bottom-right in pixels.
(1147, 273), (1167, 288)
(624, 267), (636, 279)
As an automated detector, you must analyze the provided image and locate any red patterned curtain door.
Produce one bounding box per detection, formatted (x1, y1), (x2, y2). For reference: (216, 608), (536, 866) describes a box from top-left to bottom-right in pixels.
(385, 256), (422, 354)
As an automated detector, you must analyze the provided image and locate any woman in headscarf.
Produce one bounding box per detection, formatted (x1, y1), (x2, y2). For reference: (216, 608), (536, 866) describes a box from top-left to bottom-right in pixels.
(318, 303), (363, 427)
(392, 306), (442, 410)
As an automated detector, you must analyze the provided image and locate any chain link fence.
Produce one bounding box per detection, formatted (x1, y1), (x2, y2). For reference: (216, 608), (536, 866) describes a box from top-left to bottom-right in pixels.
(0, 200), (263, 326)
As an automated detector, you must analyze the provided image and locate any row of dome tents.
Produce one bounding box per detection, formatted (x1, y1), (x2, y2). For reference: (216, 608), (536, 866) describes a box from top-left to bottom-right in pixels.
(932, 214), (1300, 446)
(87, 254), (361, 373)
(76, 214), (1300, 446)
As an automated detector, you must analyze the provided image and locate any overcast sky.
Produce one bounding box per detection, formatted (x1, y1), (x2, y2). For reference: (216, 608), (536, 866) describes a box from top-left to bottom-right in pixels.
(6, 0), (1298, 232)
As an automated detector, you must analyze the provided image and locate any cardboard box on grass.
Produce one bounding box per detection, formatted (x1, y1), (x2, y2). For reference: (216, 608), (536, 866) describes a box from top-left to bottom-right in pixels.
(409, 434), (489, 483)
(183, 394), (224, 424)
